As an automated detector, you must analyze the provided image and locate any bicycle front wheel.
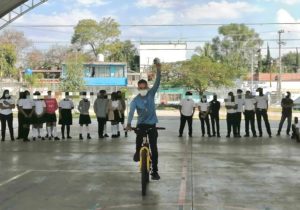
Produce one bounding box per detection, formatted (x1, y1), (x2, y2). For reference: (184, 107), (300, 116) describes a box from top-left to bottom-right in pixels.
(141, 149), (148, 196)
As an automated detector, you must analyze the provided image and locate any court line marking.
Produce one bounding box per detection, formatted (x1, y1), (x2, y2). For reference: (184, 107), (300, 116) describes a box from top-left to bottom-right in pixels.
(0, 170), (32, 187)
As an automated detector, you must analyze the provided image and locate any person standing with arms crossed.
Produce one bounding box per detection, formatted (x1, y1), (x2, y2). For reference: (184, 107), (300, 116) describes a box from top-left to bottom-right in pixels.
(209, 94), (221, 137)
(178, 91), (195, 138)
(225, 92), (238, 138)
(277, 91), (294, 136)
(59, 92), (74, 139)
(126, 58), (161, 180)
(0, 90), (15, 141)
(94, 90), (109, 139)
(235, 89), (244, 138)
(244, 91), (257, 137)
(255, 88), (272, 138)
(198, 95), (211, 137)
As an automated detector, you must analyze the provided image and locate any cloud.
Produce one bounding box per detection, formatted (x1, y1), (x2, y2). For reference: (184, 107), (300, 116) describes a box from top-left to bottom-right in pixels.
(277, 9), (300, 35)
(76, 0), (110, 6)
(144, 10), (175, 24)
(136, 0), (180, 8)
(263, 0), (300, 5)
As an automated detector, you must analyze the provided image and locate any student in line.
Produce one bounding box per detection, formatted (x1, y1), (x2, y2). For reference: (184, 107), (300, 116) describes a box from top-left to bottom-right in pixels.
(0, 90), (15, 141)
(59, 92), (74, 139)
(277, 91), (294, 136)
(44, 91), (60, 140)
(108, 92), (122, 138)
(94, 90), (109, 139)
(78, 92), (92, 140)
(198, 95), (211, 137)
(178, 91), (195, 137)
(235, 89), (244, 138)
(18, 90), (35, 142)
(244, 91), (257, 137)
(32, 91), (46, 141)
(117, 90), (127, 137)
(255, 88), (272, 138)
(209, 94), (221, 137)
(17, 92), (25, 140)
(225, 92), (238, 138)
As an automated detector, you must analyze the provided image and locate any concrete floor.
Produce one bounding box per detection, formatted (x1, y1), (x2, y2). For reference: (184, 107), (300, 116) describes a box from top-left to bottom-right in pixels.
(0, 118), (300, 210)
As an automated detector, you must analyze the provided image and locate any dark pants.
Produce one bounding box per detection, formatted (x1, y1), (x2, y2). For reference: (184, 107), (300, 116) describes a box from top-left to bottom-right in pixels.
(236, 112), (242, 135)
(277, 113), (292, 134)
(0, 114), (14, 140)
(244, 110), (256, 136)
(61, 125), (70, 137)
(179, 115), (193, 136)
(17, 112), (24, 139)
(227, 113), (237, 136)
(136, 124), (158, 172)
(97, 117), (107, 137)
(210, 114), (220, 136)
(256, 109), (272, 136)
(199, 113), (211, 136)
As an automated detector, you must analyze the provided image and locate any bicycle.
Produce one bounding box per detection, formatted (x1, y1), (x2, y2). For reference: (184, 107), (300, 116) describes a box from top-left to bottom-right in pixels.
(130, 127), (165, 196)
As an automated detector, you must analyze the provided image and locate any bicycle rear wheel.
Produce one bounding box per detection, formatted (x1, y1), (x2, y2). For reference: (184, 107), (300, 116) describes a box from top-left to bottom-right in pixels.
(141, 149), (148, 196)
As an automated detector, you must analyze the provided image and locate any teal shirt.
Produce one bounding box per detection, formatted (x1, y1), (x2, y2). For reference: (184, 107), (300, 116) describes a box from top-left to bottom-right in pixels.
(127, 70), (161, 126)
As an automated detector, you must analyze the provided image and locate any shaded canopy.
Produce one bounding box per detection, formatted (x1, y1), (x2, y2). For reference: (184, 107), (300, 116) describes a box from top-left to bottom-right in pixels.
(0, 0), (27, 18)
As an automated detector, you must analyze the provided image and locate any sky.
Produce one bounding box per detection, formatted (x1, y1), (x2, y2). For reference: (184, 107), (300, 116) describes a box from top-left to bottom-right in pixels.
(5, 0), (300, 57)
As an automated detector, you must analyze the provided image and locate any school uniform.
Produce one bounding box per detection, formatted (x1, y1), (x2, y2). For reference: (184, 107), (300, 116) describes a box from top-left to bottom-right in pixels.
(255, 95), (272, 137)
(0, 98), (15, 141)
(94, 97), (109, 138)
(225, 100), (237, 137)
(33, 100), (46, 125)
(209, 99), (221, 137)
(235, 96), (245, 137)
(78, 99), (91, 125)
(179, 98), (195, 137)
(108, 100), (122, 137)
(244, 97), (257, 137)
(19, 98), (35, 141)
(198, 102), (211, 137)
(17, 98), (24, 139)
(277, 97), (294, 135)
(59, 99), (74, 125)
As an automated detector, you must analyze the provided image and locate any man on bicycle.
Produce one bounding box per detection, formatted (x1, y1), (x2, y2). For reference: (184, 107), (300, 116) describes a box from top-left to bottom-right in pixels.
(126, 58), (161, 180)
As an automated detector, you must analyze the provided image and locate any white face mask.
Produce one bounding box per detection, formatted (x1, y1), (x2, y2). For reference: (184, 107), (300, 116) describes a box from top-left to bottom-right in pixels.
(139, 90), (148, 97)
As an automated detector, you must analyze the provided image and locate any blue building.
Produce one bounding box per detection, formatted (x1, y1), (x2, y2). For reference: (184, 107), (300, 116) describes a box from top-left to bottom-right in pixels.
(62, 62), (128, 92)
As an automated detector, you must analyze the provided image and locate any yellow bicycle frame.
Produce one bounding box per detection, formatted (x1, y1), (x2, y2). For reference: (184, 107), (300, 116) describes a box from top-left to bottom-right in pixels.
(139, 146), (151, 172)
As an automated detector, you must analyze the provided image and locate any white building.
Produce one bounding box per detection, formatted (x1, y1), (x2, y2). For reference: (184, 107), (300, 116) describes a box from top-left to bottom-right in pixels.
(139, 42), (187, 73)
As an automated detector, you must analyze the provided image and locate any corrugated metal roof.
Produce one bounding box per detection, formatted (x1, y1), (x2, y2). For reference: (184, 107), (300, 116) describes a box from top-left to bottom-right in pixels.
(0, 0), (27, 18)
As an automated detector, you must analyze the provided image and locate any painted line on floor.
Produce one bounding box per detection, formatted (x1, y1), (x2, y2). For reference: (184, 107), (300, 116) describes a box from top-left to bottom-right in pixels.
(0, 170), (31, 187)
(178, 137), (189, 210)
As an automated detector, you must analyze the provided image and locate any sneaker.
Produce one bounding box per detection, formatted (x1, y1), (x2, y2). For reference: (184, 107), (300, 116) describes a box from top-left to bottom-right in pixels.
(178, 134), (183, 137)
(23, 138), (30, 142)
(276, 133), (280, 136)
(244, 134), (250, 137)
(32, 137), (36, 141)
(79, 134), (83, 140)
(125, 131), (128, 137)
(87, 134), (91, 140)
(226, 135), (230, 138)
(104, 134), (109, 137)
(48, 137), (52, 140)
(11, 138), (15, 141)
(54, 137), (60, 141)
(253, 134), (257, 138)
(117, 131), (120, 137)
(67, 136), (72, 139)
(217, 134), (221, 138)
(133, 152), (140, 162)
(99, 135), (104, 139)
(62, 136), (65, 140)
(41, 137), (45, 140)
(151, 171), (160, 180)
(189, 135), (193, 137)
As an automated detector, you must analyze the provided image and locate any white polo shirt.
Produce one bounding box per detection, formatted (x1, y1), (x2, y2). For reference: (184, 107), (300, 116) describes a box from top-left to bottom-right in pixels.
(59, 99), (74, 109)
(225, 101), (237, 114)
(256, 95), (268, 109)
(235, 97), (245, 113)
(19, 98), (35, 109)
(34, 100), (46, 115)
(198, 102), (210, 112)
(180, 99), (195, 116)
(244, 98), (256, 111)
(0, 98), (14, 115)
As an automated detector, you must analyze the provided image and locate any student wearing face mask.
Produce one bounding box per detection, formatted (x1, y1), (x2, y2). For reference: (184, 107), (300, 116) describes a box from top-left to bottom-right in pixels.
(255, 88), (272, 137)
(18, 90), (35, 142)
(59, 92), (74, 139)
(277, 91), (294, 136)
(44, 91), (60, 140)
(0, 90), (15, 141)
(244, 91), (257, 137)
(198, 95), (211, 137)
(117, 90), (127, 137)
(108, 92), (122, 138)
(94, 90), (109, 139)
(126, 58), (161, 181)
(235, 89), (244, 138)
(178, 91), (195, 137)
(17, 91), (26, 140)
(225, 92), (238, 138)
(78, 92), (92, 140)
(209, 94), (221, 137)
(32, 91), (46, 141)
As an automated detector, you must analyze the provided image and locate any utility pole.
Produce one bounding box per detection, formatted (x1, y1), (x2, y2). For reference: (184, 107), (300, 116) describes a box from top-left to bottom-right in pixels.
(278, 30), (284, 101)
(251, 50), (254, 93)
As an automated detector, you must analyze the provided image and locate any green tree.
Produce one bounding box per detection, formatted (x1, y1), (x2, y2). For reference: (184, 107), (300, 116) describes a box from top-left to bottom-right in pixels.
(71, 18), (121, 58)
(282, 51), (300, 73)
(161, 55), (237, 95)
(0, 44), (17, 78)
(60, 53), (85, 92)
(210, 24), (263, 74)
(24, 73), (44, 89)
